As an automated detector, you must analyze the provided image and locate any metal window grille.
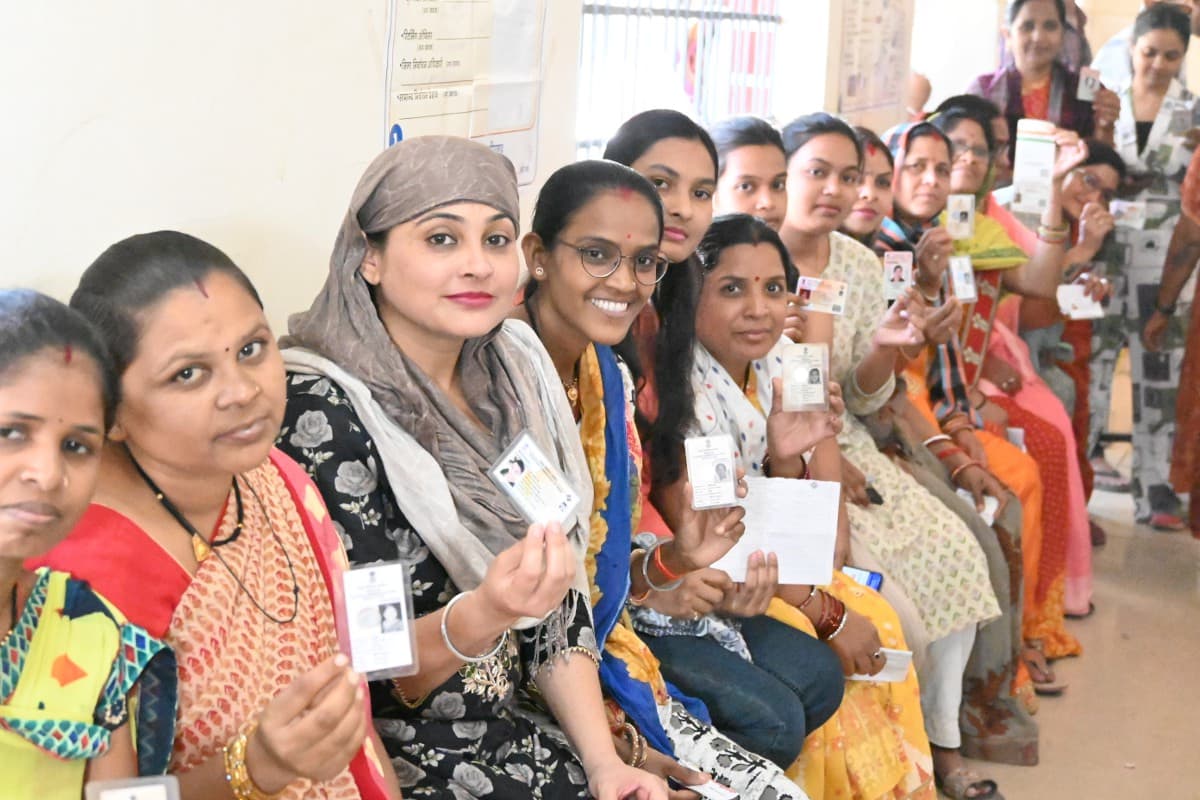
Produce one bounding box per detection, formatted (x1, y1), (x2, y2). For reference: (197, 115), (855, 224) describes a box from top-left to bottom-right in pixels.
(576, 0), (782, 158)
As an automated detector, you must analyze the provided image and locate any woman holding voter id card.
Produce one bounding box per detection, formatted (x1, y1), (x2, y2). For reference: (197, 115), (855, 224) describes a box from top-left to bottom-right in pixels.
(776, 114), (1004, 800)
(967, 0), (1120, 157)
(1101, 3), (1197, 529)
(516, 157), (816, 800)
(34, 232), (399, 800)
(651, 212), (939, 800)
(277, 137), (672, 800)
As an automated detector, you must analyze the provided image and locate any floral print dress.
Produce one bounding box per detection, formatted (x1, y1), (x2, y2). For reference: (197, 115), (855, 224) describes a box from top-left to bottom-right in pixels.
(279, 374), (594, 800)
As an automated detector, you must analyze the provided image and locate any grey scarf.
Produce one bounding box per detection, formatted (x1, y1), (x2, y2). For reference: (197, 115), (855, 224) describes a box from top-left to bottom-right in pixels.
(282, 137), (592, 635)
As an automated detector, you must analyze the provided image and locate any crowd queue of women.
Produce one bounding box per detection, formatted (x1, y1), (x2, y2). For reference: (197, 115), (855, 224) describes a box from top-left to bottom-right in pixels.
(5, 0), (1200, 798)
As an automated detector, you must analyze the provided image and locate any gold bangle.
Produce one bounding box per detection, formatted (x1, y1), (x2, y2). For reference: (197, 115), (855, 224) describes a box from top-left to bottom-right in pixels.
(224, 720), (284, 800)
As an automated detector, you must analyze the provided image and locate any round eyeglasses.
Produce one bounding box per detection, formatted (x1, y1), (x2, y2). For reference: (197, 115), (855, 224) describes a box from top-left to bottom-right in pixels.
(556, 240), (670, 285)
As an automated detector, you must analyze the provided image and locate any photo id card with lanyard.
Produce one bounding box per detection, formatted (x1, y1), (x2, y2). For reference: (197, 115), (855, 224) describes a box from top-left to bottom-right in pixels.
(489, 430), (581, 527)
(339, 561), (418, 681)
(86, 777), (180, 800)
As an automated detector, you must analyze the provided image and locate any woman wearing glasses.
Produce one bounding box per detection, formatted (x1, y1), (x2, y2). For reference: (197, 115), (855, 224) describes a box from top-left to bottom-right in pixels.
(513, 157), (818, 798)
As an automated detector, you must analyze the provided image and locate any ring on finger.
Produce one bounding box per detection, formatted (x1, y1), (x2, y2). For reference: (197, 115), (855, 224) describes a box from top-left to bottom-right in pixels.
(872, 649), (884, 660)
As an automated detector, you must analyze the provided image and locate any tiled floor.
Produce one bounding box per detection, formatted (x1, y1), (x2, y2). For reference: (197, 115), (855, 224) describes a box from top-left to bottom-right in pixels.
(961, 438), (1200, 799)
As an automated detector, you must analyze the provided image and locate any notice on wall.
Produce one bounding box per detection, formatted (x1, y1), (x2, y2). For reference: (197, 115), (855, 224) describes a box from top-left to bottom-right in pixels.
(835, 0), (913, 116)
(385, 0), (545, 184)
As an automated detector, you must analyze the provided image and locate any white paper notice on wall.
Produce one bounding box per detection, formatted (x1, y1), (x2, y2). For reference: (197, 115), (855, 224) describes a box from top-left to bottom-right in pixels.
(711, 477), (840, 586)
(384, 0), (547, 184)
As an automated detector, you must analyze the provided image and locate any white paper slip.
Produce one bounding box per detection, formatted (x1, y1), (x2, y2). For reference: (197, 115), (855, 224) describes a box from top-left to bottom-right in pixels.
(1011, 119), (1057, 215)
(883, 251), (913, 301)
(87, 777), (180, 800)
(796, 275), (848, 315)
(1056, 284), (1105, 320)
(782, 342), (829, 412)
(673, 766), (741, 800)
(1110, 199), (1147, 230)
(341, 561), (419, 680)
(490, 431), (582, 526)
(849, 648), (913, 683)
(1006, 427), (1026, 452)
(1077, 66), (1101, 102)
(685, 434), (739, 510)
(956, 488), (1000, 526)
(948, 255), (977, 302)
(711, 476), (840, 586)
(946, 194), (976, 240)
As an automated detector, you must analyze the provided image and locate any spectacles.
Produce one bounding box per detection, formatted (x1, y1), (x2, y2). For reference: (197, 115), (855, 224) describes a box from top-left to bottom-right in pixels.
(556, 240), (670, 285)
(950, 140), (991, 162)
(1079, 170), (1116, 204)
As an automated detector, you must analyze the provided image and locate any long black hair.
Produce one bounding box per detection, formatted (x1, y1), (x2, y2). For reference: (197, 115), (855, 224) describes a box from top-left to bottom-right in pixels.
(0, 289), (119, 428)
(709, 116), (785, 176)
(650, 214), (796, 491)
(604, 109), (719, 179)
(70, 231), (262, 377)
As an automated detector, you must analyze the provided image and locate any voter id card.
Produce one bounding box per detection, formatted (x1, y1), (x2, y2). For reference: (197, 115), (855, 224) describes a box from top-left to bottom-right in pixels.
(685, 434), (738, 510)
(883, 251), (913, 301)
(87, 777), (180, 800)
(948, 255), (977, 302)
(781, 342), (830, 413)
(490, 431), (581, 527)
(1077, 67), (1101, 102)
(340, 561), (418, 680)
(946, 194), (976, 240)
(796, 275), (848, 315)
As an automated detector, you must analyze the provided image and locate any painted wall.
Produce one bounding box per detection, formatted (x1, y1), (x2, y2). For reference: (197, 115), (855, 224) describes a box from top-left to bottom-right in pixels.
(0, 2), (581, 330)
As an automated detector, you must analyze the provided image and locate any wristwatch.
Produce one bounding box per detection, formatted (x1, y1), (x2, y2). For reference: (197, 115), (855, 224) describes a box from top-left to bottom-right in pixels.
(1156, 300), (1177, 316)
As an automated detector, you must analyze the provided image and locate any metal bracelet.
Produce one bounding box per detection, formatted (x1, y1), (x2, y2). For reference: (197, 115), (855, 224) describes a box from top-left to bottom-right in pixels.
(441, 591), (508, 663)
(642, 538), (684, 592)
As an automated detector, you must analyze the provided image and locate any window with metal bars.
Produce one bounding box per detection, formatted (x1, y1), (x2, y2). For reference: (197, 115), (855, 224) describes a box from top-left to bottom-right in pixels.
(576, 1), (782, 159)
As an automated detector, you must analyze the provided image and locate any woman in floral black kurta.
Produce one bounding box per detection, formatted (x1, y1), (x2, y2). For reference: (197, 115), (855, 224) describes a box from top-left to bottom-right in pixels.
(279, 373), (594, 799)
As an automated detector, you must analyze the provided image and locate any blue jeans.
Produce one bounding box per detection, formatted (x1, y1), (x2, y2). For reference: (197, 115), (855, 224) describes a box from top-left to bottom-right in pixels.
(644, 615), (844, 768)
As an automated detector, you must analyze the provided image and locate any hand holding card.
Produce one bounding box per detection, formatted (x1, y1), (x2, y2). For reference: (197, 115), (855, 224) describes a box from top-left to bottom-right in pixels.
(883, 252), (913, 301)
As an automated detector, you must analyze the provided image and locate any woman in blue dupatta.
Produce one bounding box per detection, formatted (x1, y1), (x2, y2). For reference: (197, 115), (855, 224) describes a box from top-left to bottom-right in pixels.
(512, 159), (812, 799)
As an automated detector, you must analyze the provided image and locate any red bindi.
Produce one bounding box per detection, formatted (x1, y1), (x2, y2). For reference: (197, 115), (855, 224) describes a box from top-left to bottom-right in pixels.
(626, 233), (632, 240)
(63, 344), (72, 364)
(866, 142), (878, 156)
(194, 278), (209, 298)
(616, 186), (635, 200)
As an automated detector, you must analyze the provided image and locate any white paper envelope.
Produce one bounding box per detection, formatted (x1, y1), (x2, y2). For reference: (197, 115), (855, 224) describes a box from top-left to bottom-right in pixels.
(849, 648), (914, 683)
(711, 477), (840, 585)
(1056, 284), (1105, 320)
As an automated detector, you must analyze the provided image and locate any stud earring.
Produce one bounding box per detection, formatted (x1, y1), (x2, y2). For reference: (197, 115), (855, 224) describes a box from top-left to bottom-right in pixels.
(534, 267), (545, 277)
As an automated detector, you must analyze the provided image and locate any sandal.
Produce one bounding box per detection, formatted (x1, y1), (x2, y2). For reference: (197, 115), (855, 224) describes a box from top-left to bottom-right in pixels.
(1065, 601), (1096, 620)
(936, 766), (1004, 799)
(1150, 511), (1187, 532)
(1021, 644), (1067, 696)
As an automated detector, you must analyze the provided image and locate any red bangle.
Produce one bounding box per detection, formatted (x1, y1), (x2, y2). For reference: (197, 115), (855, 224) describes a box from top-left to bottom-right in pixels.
(653, 543), (683, 582)
(935, 446), (965, 461)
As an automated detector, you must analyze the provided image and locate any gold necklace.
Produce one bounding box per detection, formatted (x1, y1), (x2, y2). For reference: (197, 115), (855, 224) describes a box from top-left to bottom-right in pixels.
(563, 375), (580, 411)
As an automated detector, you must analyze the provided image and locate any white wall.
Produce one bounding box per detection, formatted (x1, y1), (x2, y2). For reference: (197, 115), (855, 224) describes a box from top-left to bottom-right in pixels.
(0, 2), (581, 330)
(910, 0), (1002, 109)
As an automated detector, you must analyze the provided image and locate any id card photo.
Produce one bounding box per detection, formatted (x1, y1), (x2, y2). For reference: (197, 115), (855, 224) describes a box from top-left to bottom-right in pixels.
(948, 255), (977, 302)
(782, 342), (830, 413)
(946, 194), (976, 240)
(490, 431), (582, 527)
(684, 434), (739, 510)
(342, 561), (419, 680)
(883, 251), (913, 301)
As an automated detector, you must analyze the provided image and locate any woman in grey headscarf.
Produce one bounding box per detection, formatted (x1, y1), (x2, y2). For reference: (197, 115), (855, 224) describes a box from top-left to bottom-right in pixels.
(277, 136), (668, 800)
